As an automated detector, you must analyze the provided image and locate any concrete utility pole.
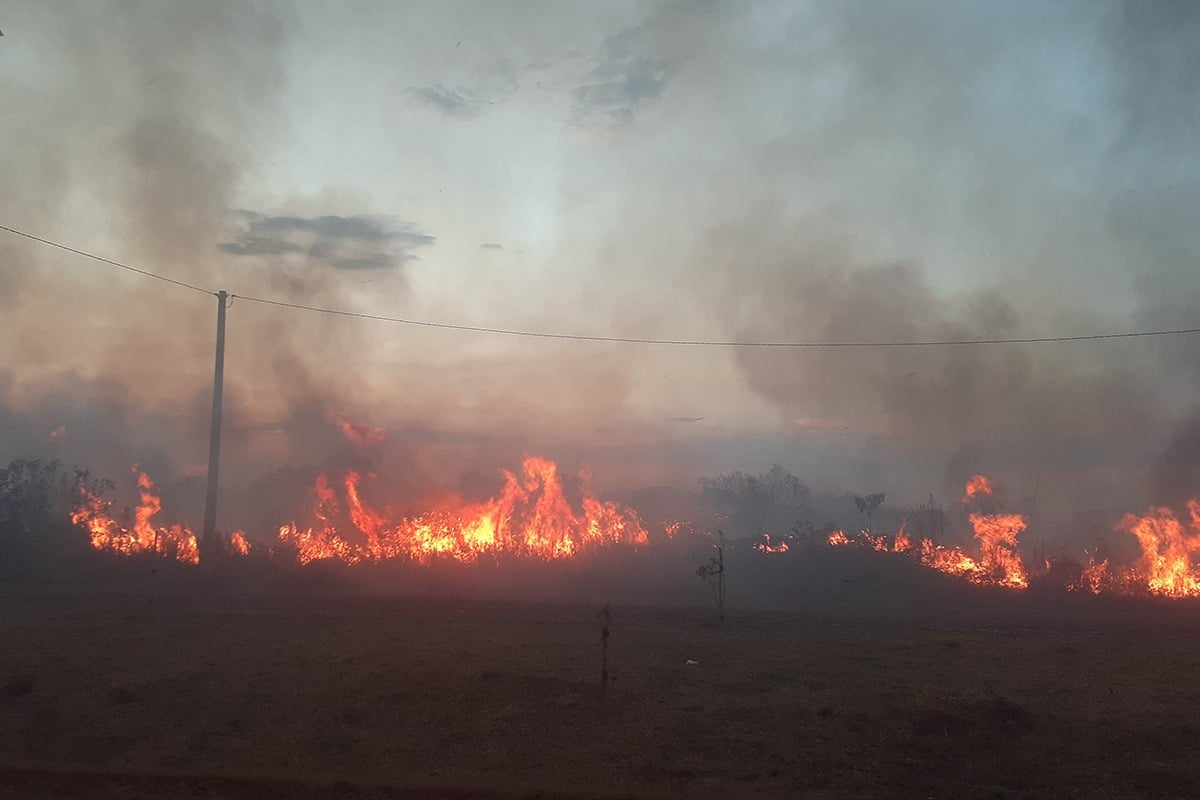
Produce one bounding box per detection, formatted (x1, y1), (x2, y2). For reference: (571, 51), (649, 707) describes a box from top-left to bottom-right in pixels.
(201, 290), (228, 558)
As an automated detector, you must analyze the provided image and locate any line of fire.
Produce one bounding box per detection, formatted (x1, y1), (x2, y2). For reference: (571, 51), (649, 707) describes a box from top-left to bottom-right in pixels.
(16, 293), (1198, 601)
(68, 447), (1200, 599)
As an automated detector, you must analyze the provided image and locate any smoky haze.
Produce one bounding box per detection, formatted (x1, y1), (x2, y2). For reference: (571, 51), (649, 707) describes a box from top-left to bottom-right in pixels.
(1, 1), (1198, 548)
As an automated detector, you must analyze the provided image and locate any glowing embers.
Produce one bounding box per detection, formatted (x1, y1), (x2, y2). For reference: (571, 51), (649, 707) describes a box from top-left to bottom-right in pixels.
(275, 456), (648, 565)
(826, 525), (911, 554)
(72, 468), (199, 564)
(229, 529), (251, 556)
(754, 533), (790, 554)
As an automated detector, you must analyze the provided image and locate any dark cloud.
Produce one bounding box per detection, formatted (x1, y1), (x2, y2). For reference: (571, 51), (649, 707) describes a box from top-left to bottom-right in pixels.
(408, 83), (486, 118)
(220, 211), (436, 270)
(218, 236), (304, 257)
(479, 242), (504, 250)
(407, 69), (518, 119)
(569, 28), (671, 126)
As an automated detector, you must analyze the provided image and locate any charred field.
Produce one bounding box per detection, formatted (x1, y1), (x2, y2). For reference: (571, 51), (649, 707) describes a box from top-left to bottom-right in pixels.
(3, 559), (1200, 800)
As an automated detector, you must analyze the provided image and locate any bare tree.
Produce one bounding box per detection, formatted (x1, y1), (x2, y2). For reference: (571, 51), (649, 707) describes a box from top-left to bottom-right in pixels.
(853, 492), (886, 532)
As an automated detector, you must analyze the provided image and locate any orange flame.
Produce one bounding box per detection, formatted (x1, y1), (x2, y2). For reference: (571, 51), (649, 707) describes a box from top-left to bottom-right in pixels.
(1111, 501), (1200, 597)
(964, 474), (994, 500)
(67, 459), (1200, 599)
(72, 469), (199, 564)
(326, 411), (386, 447)
(1075, 553), (1107, 594)
(276, 456), (648, 565)
(229, 530), (251, 556)
(825, 476), (1029, 589)
(663, 520), (691, 538)
(961, 512), (1028, 587)
(754, 533), (790, 554)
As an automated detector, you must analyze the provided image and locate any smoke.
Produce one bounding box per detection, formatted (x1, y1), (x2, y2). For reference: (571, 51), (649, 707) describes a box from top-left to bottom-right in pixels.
(0, 3), (431, 496)
(728, 256), (1165, 518)
(0, 3), (273, 516)
(2, 1), (1199, 545)
(1150, 411), (1200, 509)
(558, 0), (1200, 524)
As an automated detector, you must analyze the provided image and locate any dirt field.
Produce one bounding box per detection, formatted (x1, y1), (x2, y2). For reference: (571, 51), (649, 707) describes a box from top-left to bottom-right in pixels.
(3, 581), (1200, 799)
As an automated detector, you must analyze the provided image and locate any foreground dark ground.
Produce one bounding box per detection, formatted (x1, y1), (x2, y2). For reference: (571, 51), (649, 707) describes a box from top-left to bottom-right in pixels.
(3, 581), (1200, 800)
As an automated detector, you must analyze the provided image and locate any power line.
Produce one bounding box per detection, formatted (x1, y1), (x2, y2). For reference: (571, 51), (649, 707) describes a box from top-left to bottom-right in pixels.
(5, 221), (1199, 348)
(0, 223), (215, 296)
(231, 292), (1200, 348)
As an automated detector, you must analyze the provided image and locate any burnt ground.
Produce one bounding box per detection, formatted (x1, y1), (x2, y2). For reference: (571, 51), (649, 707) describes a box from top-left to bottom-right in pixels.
(2, 580), (1200, 800)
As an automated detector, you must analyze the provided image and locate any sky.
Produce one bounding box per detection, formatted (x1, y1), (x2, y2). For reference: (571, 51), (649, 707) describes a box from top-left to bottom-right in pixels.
(1, 1), (1198, 536)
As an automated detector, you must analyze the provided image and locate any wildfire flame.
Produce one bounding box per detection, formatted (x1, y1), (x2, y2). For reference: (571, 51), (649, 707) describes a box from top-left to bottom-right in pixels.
(73, 468), (199, 564)
(911, 475), (1028, 586)
(1093, 501), (1200, 598)
(826, 475), (1029, 588)
(229, 530), (251, 556)
(824, 475), (1200, 596)
(67, 458), (1200, 598)
(964, 474), (994, 500)
(754, 533), (790, 554)
(327, 411), (387, 447)
(276, 456), (648, 564)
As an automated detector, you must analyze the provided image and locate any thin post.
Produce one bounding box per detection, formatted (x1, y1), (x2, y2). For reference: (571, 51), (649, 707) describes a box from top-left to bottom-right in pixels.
(600, 602), (611, 689)
(201, 290), (228, 560)
(717, 530), (725, 624)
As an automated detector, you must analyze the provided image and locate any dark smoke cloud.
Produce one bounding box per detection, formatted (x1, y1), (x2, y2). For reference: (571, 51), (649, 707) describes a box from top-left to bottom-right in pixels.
(220, 211), (436, 270)
(1150, 411), (1200, 509)
(630, 0), (1200, 521)
(731, 258), (1164, 511)
(1104, 2), (1200, 391)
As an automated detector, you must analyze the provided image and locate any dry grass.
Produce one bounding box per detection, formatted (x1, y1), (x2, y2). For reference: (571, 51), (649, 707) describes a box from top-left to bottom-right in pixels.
(2, 584), (1200, 799)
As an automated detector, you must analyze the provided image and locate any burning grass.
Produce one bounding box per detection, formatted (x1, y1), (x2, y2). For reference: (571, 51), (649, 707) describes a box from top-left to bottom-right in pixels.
(29, 452), (1200, 603)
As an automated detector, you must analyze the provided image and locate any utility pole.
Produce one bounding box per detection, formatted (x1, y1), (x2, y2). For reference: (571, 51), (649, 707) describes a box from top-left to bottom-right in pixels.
(201, 290), (228, 561)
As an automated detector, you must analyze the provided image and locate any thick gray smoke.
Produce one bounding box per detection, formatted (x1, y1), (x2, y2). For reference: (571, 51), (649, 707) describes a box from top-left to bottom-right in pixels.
(0, 1), (356, 524)
(1, 1), (1198, 546)
(685, 1), (1200, 527)
(0, 2), (282, 458)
